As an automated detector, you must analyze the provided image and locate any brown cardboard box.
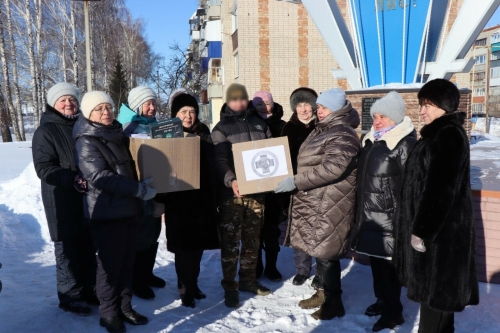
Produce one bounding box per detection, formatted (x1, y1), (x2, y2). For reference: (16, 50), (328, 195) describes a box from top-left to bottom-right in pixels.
(129, 137), (200, 193)
(233, 137), (293, 196)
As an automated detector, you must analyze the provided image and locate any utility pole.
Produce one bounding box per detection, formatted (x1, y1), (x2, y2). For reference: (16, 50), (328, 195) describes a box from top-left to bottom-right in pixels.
(486, 45), (491, 134)
(73, 0), (101, 92)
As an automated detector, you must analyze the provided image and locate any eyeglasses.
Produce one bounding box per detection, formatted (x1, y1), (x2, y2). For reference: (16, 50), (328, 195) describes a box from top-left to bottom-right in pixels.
(92, 105), (113, 114)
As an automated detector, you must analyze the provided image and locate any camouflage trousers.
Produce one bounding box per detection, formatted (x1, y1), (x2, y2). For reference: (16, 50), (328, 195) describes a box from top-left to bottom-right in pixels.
(218, 196), (265, 291)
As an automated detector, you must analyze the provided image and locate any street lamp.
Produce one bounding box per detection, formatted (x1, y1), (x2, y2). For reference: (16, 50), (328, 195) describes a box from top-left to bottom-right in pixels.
(73, 0), (102, 92)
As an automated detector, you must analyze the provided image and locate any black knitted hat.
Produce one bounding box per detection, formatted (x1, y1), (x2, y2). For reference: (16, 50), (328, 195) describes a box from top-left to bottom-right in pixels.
(290, 87), (318, 113)
(418, 79), (460, 113)
(171, 93), (199, 118)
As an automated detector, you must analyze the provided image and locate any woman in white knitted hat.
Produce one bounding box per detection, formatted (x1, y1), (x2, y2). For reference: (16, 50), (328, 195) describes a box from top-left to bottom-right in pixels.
(117, 86), (166, 301)
(32, 82), (97, 316)
(352, 91), (416, 332)
(73, 91), (156, 333)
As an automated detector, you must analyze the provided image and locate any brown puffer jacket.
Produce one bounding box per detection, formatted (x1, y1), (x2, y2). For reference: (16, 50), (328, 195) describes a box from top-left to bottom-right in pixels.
(285, 102), (360, 261)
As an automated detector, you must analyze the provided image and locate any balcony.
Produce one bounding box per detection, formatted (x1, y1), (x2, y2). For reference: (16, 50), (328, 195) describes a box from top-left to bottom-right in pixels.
(208, 58), (223, 99)
(208, 5), (221, 21)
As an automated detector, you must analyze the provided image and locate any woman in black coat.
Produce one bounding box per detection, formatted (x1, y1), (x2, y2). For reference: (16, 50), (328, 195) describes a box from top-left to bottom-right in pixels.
(394, 79), (479, 333)
(280, 87), (319, 291)
(32, 83), (96, 316)
(157, 90), (220, 309)
(74, 91), (156, 333)
(253, 91), (287, 281)
(352, 91), (416, 332)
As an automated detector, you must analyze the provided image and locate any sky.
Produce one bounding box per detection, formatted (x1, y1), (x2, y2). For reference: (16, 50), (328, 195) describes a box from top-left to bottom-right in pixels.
(125, 0), (199, 60)
(126, 1), (500, 60)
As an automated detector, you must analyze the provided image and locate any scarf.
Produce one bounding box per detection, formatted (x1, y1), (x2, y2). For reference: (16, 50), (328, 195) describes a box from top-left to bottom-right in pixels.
(298, 115), (316, 125)
(374, 125), (396, 141)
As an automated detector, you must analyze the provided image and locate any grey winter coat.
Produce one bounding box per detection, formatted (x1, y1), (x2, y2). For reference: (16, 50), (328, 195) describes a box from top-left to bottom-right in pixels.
(73, 117), (140, 220)
(286, 102), (361, 261)
(211, 104), (272, 199)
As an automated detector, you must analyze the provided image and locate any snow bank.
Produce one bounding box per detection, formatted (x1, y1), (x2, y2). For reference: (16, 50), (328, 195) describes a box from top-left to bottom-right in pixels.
(474, 117), (500, 137)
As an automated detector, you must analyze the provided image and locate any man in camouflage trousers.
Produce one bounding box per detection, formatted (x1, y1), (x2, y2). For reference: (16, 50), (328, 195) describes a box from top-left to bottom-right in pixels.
(211, 83), (272, 308)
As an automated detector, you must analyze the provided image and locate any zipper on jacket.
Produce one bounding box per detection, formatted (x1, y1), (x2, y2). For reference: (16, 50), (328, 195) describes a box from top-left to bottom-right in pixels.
(243, 116), (252, 141)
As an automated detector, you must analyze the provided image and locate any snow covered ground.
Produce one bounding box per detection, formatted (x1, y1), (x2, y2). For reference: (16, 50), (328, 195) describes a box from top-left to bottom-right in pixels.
(470, 133), (500, 191)
(1, 143), (500, 333)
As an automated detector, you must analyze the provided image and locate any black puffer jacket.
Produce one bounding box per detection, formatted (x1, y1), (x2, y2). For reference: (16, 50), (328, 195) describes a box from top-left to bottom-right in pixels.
(394, 112), (479, 312)
(211, 104), (272, 199)
(32, 106), (83, 241)
(73, 117), (140, 220)
(159, 121), (220, 252)
(352, 117), (416, 258)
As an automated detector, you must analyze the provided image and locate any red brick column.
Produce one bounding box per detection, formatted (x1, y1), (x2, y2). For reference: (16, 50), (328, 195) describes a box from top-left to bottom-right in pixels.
(298, 4), (309, 87)
(258, 0), (270, 91)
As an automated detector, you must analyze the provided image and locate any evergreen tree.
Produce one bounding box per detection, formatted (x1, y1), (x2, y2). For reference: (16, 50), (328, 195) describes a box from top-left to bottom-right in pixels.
(108, 54), (128, 117)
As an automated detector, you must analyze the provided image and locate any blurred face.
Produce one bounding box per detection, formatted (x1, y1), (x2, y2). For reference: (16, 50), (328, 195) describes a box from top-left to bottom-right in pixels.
(254, 99), (273, 114)
(227, 98), (248, 112)
(317, 104), (332, 122)
(141, 99), (156, 118)
(54, 95), (78, 116)
(89, 103), (114, 126)
(296, 102), (314, 122)
(176, 106), (197, 128)
(373, 113), (397, 130)
(420, 101), (446, 125)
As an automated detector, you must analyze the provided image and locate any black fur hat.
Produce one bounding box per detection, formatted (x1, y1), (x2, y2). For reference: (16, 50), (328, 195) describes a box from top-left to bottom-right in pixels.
(290, 87), (318, 113)
(418, 79), (460, 113)
(171, 93), (199, 118)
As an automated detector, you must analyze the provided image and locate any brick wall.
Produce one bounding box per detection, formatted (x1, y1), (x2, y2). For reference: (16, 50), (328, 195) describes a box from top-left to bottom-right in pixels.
(345, 89), (472, 137)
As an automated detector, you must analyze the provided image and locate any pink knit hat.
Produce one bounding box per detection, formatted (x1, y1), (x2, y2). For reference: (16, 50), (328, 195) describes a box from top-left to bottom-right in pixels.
(253, 91), (274, 107)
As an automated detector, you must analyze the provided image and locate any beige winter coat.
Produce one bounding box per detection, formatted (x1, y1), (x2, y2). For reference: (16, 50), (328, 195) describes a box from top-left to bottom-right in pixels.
(286, 102), (361, 261)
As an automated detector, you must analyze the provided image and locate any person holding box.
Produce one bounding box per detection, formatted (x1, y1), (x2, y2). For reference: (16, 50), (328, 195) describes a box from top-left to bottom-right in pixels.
(156, 89), (220, 308)
(74, 91), (154, 333)
(211, 83), (272, 308)
(117, 86), (166, 300)
(275, 88), (360, 320)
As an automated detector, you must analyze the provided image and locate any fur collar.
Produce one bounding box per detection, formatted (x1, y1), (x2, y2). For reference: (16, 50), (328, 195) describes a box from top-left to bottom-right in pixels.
(420, 112), (465, 138)
(363, 116), (415, 150)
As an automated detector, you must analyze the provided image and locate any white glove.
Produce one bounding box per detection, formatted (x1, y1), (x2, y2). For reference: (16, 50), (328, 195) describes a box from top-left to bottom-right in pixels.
(411, 234), (426, 253)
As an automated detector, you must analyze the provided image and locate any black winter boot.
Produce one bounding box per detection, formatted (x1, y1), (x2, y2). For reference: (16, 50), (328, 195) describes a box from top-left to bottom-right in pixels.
(311, 297), (345, 320)
(264, 251), (282, 282)
(99, 316), (126, 333)
(120, 310), (148, 326)
(148, 243), (166, 288)
(224, 290), (240, 308)
(133, 250), (155, 300)
(256, 249), (264, 279)
(194, 285), (207, 300)
(372, 314), (404, 332)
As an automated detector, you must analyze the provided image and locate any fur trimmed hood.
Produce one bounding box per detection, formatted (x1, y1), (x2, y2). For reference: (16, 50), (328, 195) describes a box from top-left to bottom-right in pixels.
(362, 116), (415, 150)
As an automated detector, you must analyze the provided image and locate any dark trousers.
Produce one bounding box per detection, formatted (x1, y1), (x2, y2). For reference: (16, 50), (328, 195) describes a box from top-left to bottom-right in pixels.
(370, 256), (403, 317)
(175, 250), (204, 296)
(316, 259), (342, 298)
(54, 226), (96, 304)
(133, 214), (162, 287)
(259, 193), (282, 255)
(294, 249), (312, 276)
(418, 303), (455, 333)
(91, 217), (138, 318)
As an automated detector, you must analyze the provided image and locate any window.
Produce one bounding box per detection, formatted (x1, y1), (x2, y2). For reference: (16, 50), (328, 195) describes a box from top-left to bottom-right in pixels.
(492, 51), (500, 61)
(470, 71), (486, 81)
(472, 103), (485, 113)
(234, 52), (239, 78)
(475, 38), (487, 47)
(492, 33), (500, 44)
(474, 88), (486, 96)
(491, 67), (500, 78)
(475, 55), (486, 64)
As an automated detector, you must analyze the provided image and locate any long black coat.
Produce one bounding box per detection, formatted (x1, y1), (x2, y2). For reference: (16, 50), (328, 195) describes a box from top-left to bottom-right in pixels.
(73, 117), (140, 220)
(353, 117), (416, 258)
(159, 121), (220, 252)
(32, 106), (83, 241)
(281, 112), (316, 174)
(263, 102), (286, 138)
(393, 112), (479, 312)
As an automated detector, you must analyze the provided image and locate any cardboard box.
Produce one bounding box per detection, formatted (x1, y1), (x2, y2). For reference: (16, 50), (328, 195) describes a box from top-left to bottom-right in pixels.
(150, 118), (183, 138)
(232, 137), (293, 195)
(129, 137), (200, 193)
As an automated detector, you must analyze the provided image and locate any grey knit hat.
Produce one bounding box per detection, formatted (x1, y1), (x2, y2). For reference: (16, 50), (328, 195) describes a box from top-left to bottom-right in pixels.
(47, 83), (80, 107)
(128, 86), (157, 113)
(370, 91), (405, 124)
(316, 88), (346, 112)
(290, 87), (318, 112)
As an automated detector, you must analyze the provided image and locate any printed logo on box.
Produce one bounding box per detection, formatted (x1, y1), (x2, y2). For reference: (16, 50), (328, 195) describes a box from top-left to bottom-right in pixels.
(251, 151), (279, 178)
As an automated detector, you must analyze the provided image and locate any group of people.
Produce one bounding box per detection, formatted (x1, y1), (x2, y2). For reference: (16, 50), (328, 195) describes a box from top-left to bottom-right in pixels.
(32, 78), (478, 333)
